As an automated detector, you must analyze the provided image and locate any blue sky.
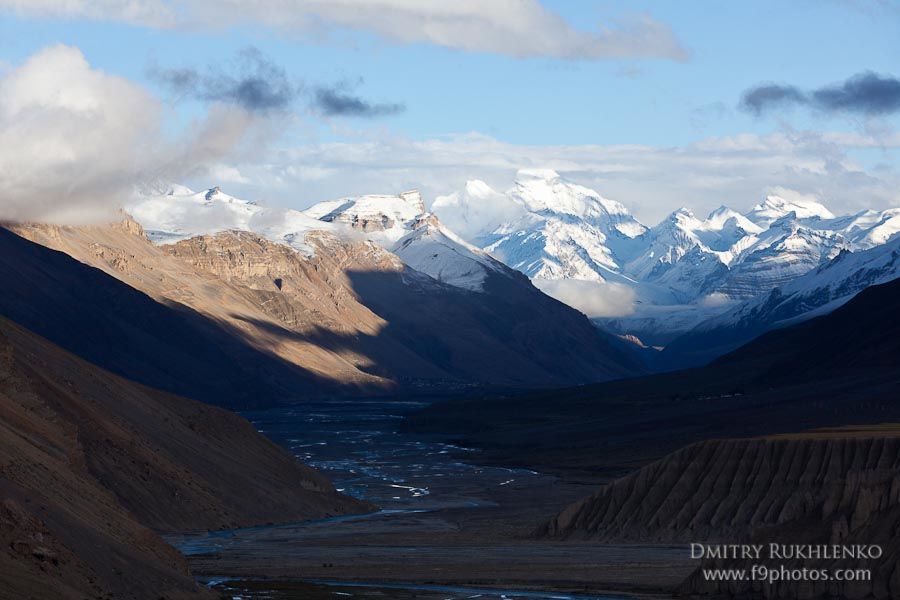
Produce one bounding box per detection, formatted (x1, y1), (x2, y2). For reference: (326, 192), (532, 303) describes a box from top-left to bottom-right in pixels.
(1, 1), (899, 223)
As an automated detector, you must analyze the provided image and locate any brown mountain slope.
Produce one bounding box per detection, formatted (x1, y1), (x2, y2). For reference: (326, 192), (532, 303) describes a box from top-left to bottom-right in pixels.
(0, 316), (369, 599)
(7, 221), (393, 399)
(12, 219), (641, 395)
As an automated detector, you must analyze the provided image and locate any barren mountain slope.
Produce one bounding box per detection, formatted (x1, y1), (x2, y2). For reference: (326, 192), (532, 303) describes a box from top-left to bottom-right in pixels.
(12, 221), (398, 393)
(0, 316), (369, 599)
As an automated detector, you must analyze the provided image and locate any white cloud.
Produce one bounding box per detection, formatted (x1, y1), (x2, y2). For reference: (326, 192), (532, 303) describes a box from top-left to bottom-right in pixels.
(0, 0), (687, 61)
(0, 45), (163, 223)
(0, 45), (274, 224)
(533, 278), (636, 318)
(699, 292), (733, 309)
(0, 0), (175, 27)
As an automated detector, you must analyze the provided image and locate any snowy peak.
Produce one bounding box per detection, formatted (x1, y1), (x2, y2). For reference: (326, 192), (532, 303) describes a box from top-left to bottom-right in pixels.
(703, 206), (763, 234)
(511, 169), (642, 230)
(746, 194), (835, 226)
(303, 190), (425, 244)
(433, 170), (651, 287)
(665, 207), (701, 229)
(303, 191), (511, 293)
(392, 213), (505, 291)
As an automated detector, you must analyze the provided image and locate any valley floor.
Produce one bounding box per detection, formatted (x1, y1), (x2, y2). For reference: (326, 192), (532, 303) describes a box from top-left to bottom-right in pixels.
(167, 400), (693, 599)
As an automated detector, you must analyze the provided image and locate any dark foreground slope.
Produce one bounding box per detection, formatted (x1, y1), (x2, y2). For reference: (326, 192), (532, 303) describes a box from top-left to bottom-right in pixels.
(410, 277), (900, 476)
(0, 316), (368, 599)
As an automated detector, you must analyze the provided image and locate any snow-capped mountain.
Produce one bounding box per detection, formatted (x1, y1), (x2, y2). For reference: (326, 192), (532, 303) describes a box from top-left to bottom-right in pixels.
(433, 172), (900, 346)
(130, 184), (510, 294)
(392, 214), (507, 292)
(434, 170), (648, 288)
(745, 193), (835, 226)
(302, 190), (425, 245)
(301, 191), (510, 292)
(715, 213), (848, 298)
(660, 234), (900, 369)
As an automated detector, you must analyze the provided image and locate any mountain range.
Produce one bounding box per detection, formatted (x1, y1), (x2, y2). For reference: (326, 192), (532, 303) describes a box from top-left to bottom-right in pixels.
(432, 170), (900, 358)
(122, 174), (900, 372)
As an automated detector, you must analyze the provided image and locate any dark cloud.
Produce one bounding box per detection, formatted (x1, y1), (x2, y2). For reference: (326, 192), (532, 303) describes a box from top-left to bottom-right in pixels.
(740, 84), (807, 115)
(313, 85), (405, 118)
(812, 72), (900, 114)
(150, 50), (404, 119)
(740, 72), (900, 116)
(149, 47), (297, 113)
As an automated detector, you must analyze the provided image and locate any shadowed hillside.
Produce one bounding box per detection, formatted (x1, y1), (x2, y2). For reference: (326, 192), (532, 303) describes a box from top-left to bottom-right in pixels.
(0, 316), (369, 599)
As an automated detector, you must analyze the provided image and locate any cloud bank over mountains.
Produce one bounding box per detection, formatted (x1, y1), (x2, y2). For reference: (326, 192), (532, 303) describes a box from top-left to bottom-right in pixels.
(251, 131), (900, 225)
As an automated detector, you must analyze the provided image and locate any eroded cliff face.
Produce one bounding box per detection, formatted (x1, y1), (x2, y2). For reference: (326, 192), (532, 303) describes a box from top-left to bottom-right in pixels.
(542, 434), (900, 542)
(540, 432), (900, 599)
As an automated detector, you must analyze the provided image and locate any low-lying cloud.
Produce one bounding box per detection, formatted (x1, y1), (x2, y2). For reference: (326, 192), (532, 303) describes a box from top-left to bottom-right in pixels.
(243, 129), (900, 225)
(741, 72), (900, 116)
(533, 278), (636, 318)
(0, 45), (269, 224)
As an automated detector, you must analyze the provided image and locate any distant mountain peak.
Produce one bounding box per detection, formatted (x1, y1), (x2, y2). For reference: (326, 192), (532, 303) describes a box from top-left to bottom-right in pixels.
(747, 193), (835, 225)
